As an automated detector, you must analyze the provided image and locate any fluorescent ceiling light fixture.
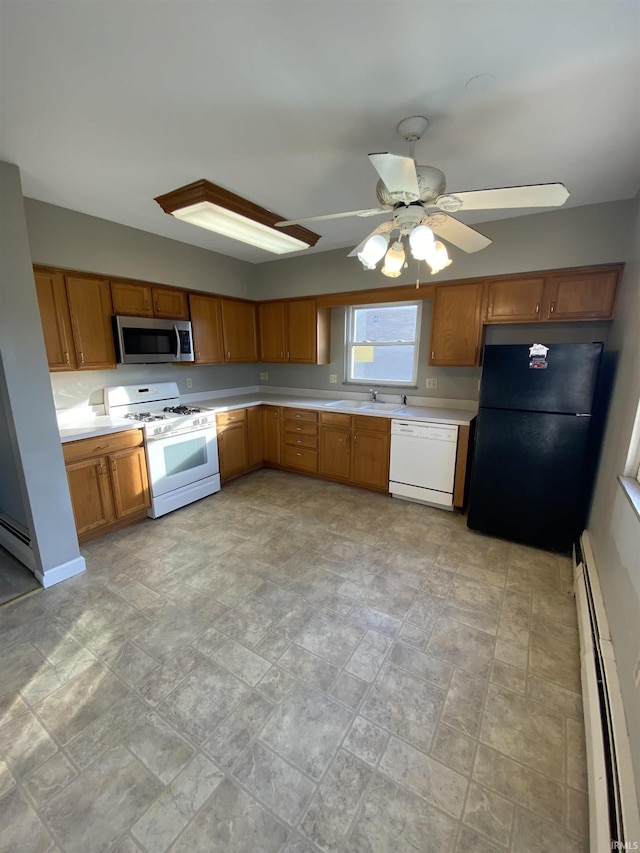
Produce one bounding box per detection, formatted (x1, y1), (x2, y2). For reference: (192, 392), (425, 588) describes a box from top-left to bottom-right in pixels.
(155, 180), (320, 255)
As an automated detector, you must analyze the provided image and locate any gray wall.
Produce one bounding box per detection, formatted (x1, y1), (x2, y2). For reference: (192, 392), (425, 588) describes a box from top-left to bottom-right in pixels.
(25, 198), (254, 298)
(0, 162), (82, 580)
(253, 200), (634, 299)
(587, 196), (640, 795)
(0, 362), (29, 529)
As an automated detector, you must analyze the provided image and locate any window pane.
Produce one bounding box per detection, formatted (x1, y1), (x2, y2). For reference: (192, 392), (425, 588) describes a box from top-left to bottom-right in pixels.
(353, 305), (418, 343)
(351, 345), (415, 382)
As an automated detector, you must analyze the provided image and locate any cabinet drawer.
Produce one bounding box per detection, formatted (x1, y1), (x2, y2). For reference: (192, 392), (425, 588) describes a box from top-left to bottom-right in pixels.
(320, 412), (352, 427)
(284, 408), (318, 423)
(353, 415), (390, 433)
(63, 429), (144, 464)
(282, 420), (318, 436)
(216, 409), (246, 427)
(284, 433), (318, 450)
(283, 445), (318, 473)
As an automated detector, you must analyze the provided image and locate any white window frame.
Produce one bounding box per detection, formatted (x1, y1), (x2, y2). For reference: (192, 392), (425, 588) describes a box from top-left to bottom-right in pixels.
(345, 301), (422, 387)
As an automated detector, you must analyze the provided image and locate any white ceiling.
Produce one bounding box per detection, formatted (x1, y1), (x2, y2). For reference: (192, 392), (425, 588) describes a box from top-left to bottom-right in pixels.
(1, 1), (639, 265)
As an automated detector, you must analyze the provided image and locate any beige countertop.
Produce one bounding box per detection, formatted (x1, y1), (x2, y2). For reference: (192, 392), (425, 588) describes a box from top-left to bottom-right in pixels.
(58, 393), (476, 442)
(192, 393), (477, 426)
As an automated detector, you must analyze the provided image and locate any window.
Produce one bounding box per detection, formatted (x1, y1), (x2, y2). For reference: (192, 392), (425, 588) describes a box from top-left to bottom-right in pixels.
(345, 301), (421, 386)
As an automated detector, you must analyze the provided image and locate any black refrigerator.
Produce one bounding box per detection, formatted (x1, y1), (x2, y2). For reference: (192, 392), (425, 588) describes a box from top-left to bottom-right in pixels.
(467, 342), (604, 553)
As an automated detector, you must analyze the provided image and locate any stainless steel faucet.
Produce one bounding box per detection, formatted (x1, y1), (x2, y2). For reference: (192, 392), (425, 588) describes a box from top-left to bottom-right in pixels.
(369, 388), (377, 402)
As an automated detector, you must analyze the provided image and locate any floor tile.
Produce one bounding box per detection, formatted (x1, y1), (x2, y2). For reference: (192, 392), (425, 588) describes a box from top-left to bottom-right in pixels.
(300, 749), (371, 850)
(170, 778), (288, 852)
(0, 785), (52, 852)
(260, 682), (352, 780)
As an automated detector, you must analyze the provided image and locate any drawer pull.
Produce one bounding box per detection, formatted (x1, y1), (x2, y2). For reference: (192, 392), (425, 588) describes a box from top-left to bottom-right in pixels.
(94, 443), (112, 451)
(550, 302), (556, 313)
(295, 414), (302, 418)
(296, 452), (302, 457)
(535, 303), (540, 314)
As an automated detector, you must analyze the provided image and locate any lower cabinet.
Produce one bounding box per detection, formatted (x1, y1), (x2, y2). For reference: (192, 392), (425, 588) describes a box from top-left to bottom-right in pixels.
(217, 410), (248, 482)
(319, 412), (390, 492)
(262, 406), (281, 465)
(63, 429), (150, 543)
(246, 406), (264, 469)
(282, 409), (319, 474)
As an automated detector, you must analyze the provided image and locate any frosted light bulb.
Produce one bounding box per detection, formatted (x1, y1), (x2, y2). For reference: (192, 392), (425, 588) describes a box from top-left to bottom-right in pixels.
(357, 233), (388, 269)
(426, 241), (451, 274)
(408, 225), (435, 260)
(383, 240), (405, 274)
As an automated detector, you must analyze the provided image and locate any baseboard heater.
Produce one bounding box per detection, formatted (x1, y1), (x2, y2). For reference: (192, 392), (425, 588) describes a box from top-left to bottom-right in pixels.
(573, 532), (640, 851)
(0, 511), (35, 571)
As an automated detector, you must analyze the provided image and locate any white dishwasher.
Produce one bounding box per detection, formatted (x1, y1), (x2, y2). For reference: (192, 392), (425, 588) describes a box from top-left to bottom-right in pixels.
(389, 420), (459, 509)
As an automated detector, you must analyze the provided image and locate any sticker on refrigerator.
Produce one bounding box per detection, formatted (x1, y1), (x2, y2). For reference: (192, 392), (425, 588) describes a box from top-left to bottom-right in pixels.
(528, 343), (549, 369)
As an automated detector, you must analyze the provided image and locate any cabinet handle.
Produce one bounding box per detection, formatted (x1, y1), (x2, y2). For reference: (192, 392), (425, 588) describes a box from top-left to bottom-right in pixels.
(431, 351), (435, 360)
(550, 301), (556, 313)
(280, 352), (283, 359)
(295, 414), (302, 418)
(79, 352), (85, 365)
(535, 303), (540, 314)
(99, 463), (107, 475)
(196, 351), (201, 360)
(296, 426), (303, 431)
(353, 434), (358, 441)
(286, 352), (290, 359)
(110, 459), (117, 472)
(64, 351), (70, 365)
(227, 351), (231, 358)
(296, 452), (302, 457)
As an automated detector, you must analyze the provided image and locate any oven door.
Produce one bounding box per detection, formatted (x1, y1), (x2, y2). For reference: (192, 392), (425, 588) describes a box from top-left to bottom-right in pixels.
(145, 426), (219, 497)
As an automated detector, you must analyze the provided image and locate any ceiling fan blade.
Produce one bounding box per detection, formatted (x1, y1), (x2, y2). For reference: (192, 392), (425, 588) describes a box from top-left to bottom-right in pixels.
(275, 208), (387, 227)
(439, 182), (569, 212)
(369, 153), (420, 201)
(347, 220), (394, 258)
(426, 213), (492, 253)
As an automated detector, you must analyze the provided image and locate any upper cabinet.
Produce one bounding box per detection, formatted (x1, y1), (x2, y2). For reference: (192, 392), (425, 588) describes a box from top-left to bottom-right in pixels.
(258, 298), (330, 364)
(541, 268), (619, 321)
(111, 280), (189, 320)
(221, 298), (258, 363)
(189, 293), (224, 364)
(484, 275), (546, 324)
(430, 281), (485, 367)
(484, 266), (621, 325)
(35, 267), (116, 371)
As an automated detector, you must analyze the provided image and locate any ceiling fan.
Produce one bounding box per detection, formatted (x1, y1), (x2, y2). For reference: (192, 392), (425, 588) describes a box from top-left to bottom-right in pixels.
(276, 116), (570, 276)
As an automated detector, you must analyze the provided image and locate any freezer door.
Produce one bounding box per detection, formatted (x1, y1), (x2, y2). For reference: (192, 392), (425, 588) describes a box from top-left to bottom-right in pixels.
(479, 343), (602, 414)
(467, 408), (592, 552)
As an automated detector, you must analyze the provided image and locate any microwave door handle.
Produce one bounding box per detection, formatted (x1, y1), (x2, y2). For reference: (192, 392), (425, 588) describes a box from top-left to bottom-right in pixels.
(174, 325), (180, 360)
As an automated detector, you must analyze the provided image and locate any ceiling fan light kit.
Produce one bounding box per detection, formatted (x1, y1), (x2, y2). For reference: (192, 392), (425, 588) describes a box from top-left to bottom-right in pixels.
(276, 114), (570, 280)
(154, 179), (320, 254)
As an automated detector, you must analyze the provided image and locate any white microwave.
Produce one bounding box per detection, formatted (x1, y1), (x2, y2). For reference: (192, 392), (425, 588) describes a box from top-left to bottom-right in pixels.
(112, 315), (194, 364)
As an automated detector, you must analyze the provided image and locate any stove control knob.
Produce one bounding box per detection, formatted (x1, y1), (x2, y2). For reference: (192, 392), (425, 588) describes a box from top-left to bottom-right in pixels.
(154, 426), (162, 435)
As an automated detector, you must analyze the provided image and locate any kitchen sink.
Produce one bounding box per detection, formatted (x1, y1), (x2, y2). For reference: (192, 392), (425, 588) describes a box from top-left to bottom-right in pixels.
(324, 400), (403, 412)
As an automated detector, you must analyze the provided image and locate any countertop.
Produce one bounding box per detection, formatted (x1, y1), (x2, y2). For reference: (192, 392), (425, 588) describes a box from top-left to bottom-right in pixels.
(58, 393), (476, 442)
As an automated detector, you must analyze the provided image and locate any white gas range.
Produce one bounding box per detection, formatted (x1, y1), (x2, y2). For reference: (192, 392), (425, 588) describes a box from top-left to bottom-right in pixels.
(104, 382), (220, 518)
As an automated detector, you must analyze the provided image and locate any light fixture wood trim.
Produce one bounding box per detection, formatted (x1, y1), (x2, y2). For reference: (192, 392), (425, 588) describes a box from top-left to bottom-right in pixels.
(154, 179), (321, 248)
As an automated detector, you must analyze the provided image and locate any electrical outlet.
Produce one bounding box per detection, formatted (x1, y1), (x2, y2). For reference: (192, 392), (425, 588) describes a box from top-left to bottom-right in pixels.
(329, 374), (338, 384)
(426, 377), (438, 389)
(259, 371), (268, 381)
(186, 378), (192, 389)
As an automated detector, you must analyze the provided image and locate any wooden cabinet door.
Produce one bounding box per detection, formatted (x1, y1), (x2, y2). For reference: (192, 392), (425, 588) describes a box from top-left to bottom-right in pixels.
(111, 281), (153, 317)
(246, 406), (264, 467)
(221, 299), (258, 362)
(351, 429), (390, 491)
(258, 302), (287, 362)
(485, 276), (545, 323)
(190, 294), (224, 364)
(108, 446), (150, 519)
(66, 457), (115, 536)
(430, 281), (484, 366)
(65, 275), (116, 370)
(34, 269), (77, 370)
(218, 422), (248, 481)
(152, 287), (189, 320)
(542, 270), (619, 321)
(319, 426), (351, 481)
(287, 299), (317, 364)
(263, 406), (281, 465)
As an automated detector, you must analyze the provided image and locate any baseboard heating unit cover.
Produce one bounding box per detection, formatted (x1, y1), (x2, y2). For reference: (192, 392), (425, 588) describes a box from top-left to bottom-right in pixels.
(573, 532), (640, 851)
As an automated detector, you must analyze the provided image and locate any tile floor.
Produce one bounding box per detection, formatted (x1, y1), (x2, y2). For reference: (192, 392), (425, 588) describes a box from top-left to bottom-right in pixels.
(0, 469), (589, 852)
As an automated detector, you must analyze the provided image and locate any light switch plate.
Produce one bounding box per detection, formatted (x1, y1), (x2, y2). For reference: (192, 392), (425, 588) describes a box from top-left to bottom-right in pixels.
(186, 378), (192, 388)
